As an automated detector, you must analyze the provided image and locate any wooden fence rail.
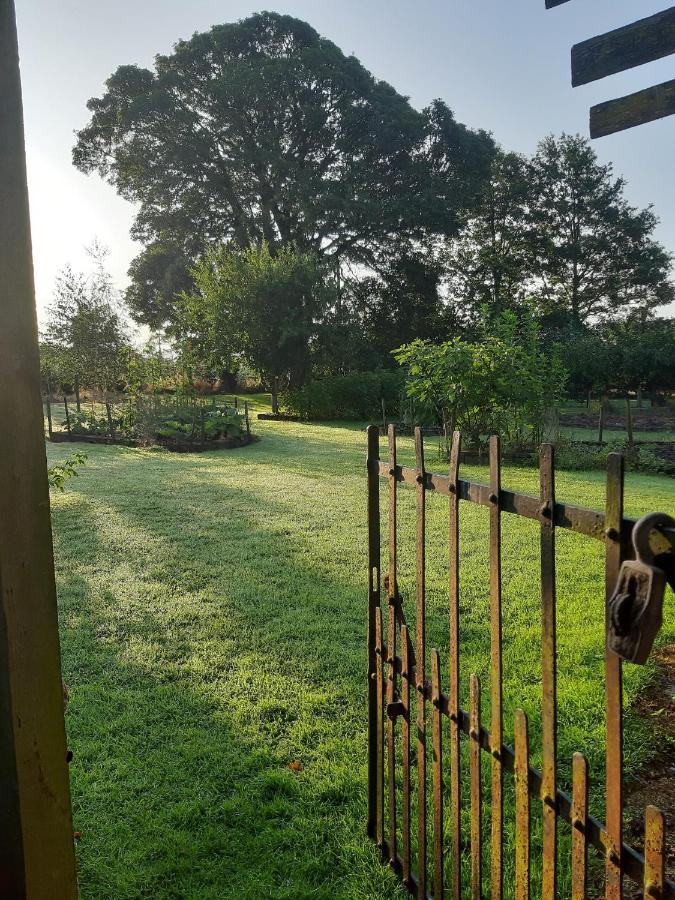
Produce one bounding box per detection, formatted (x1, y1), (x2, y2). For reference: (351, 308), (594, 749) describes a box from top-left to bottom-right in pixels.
(367, 425), (673, 899)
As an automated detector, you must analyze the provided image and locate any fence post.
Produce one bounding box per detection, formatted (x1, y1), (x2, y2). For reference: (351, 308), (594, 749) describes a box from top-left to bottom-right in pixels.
(200, 407), (206, 444)
(45, 381), (53, 440)
(244, 401), (250, 436)
(105, 400), (115, 440)
(604, 453), (625, 899)
(63, 394), (71, 435)
(0, 2), (78, 892)
(366, 425), (381, 840)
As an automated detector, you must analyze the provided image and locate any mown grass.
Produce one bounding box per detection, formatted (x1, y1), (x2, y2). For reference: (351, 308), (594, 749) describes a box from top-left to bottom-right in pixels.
(47, 413), (674, 899)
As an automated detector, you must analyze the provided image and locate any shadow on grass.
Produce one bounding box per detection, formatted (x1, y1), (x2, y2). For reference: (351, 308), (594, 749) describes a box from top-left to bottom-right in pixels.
(55, 466), (403, 900)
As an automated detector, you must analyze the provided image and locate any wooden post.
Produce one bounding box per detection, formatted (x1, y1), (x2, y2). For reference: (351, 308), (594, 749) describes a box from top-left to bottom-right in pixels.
(625, 397), (634, 448)
(105, 401), (115, 441)
(63, 395), (71, 436)
(598, 397), (605, 444)
(0, 1), (78, 894)
(45, 380), (53, 440)
(381, 397), (386, 434)
(244, 401), (250, 436)
(74, 378), (80, 412)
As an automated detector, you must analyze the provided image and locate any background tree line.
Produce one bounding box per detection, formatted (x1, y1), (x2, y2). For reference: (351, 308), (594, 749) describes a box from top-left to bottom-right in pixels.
(41, 11), (673, 422)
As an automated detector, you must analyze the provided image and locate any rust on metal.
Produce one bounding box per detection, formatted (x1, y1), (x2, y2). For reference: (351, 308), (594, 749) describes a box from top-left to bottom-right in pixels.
(387, 425), (398, 864)
(571, 752), (588, 900)
(431, 649), (444, 900)
(377, 461), (607, 541)
(366, 425), (381, 839)
(540, 443), (557, 899)
(368, 431), (674, 900)
(415, 427), (427, 897)
(514, 709), (530, 900)
(375, 605), (385, 849)
(469, 673), (482, 900)
(644, 805), (665, 898)
(448, 431), (462, 900)
(605, 453), (625, 899)
(401, 624), (412, 887)
(489, 435), (503, 900)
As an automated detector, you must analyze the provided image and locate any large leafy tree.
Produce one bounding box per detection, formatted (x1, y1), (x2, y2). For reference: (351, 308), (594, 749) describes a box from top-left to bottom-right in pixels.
(529, 134), (673, 325)
(176, 243), (334, 413)
(73, 12), (493, 328)
(444, 150), (533, 323)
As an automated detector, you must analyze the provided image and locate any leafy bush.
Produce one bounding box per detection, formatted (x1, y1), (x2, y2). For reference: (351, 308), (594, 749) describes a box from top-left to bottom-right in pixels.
(554, 440), (672, 475)
(48, 452), (87, 491)
(394, 314), (566, 449)
(65, 411), (110, 435)
(282, 371), (404, 420)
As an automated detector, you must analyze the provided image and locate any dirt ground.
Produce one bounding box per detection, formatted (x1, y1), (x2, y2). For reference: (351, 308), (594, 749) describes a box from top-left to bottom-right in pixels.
(624, 644), (675, 895)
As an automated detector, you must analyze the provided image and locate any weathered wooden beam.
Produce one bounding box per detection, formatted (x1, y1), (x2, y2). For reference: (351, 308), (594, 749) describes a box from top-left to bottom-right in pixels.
(590, 78), (675, 138)
(572, 7), (675, 86)
(545, 0), (571, 7)
(0, 1), (78, 895)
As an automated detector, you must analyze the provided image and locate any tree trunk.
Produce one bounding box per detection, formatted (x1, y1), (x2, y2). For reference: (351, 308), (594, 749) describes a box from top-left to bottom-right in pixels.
(74, 378), (81, 412)
(636, 388), (642, 409)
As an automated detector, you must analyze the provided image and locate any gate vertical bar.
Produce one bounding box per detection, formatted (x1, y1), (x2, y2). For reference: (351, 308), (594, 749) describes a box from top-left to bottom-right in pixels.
(376, 606), (385, 850)
(431, 650), (444, 899)
(448, 431), (462, 900)
(644, 806), (665, 899)
(0, 0), (78, 892)
(470, 674), (482, 900)
(571, 752), (589, 900)
(489, 435), (503, 900)
(605, 453), (624, 899)
(514, 709), (530, 900)
(366, 425), (381, 840)
(415, 427), (427, 898)
(387, 425), (398, 865)
(540, 444), (557, 899)
(401, 624), (412, 887)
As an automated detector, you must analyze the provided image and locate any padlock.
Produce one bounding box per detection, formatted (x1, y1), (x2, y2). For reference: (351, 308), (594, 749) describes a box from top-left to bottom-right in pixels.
(607, 512), (674, 665)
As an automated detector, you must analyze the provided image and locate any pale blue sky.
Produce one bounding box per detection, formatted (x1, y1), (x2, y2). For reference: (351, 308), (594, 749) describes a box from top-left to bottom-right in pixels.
(16, 0), (675, 323)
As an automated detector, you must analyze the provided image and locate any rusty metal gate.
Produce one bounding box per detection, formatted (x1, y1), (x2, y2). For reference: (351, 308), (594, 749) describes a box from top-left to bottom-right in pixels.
(366, 425), (673, 899)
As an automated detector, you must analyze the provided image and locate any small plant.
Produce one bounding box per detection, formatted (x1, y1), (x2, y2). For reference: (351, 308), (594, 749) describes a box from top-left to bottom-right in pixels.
(48, 452), (87, 491)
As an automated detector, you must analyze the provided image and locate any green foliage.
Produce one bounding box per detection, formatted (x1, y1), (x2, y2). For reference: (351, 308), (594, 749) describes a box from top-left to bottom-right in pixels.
(42, 246), (127, 392)
(73, 12), (492, 328)
(47, 451), (87, 491)
(282, 371), (404, 420)
(554, 440), (672, 476)
(529, 134), (673, 323)
(444, 136), (673, 328)
(66, 411), (114, 436)
(394, 314), (566, 448)
(177, 243), (334, 413)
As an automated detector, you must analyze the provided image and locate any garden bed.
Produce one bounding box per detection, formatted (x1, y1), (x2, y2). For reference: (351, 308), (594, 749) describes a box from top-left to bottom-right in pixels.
(257, 412), (300, 422)
(49, 432), (258, 453)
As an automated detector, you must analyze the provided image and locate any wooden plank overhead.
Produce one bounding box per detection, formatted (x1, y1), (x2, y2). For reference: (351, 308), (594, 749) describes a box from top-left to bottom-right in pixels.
(572, 7), (675, 86)
(590, 78), (675, 138)
(545, 0), (571, 7)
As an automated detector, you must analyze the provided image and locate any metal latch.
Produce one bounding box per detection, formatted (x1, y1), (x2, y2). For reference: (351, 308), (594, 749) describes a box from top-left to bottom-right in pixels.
(607, 512), (675, 664)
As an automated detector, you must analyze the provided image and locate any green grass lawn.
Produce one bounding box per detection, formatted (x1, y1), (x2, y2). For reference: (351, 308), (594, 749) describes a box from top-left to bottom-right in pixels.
(48, 415), (674, 898)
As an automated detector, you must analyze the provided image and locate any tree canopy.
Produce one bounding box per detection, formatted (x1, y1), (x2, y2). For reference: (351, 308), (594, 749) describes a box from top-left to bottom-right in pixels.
(176, 242), (333, 412)
(74, 11), (494, 327)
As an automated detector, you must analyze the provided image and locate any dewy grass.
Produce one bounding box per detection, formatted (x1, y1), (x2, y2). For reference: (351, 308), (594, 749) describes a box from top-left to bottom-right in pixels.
(47, 415), (674, 899)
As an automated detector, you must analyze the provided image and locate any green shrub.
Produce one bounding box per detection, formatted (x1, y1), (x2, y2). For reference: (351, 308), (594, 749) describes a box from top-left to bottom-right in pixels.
(554, 439), (672, 475)
(282, 371), (404, 420)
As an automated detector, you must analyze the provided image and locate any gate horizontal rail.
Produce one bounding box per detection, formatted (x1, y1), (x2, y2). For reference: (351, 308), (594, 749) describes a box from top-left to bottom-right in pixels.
(366, 425), (673, 900)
